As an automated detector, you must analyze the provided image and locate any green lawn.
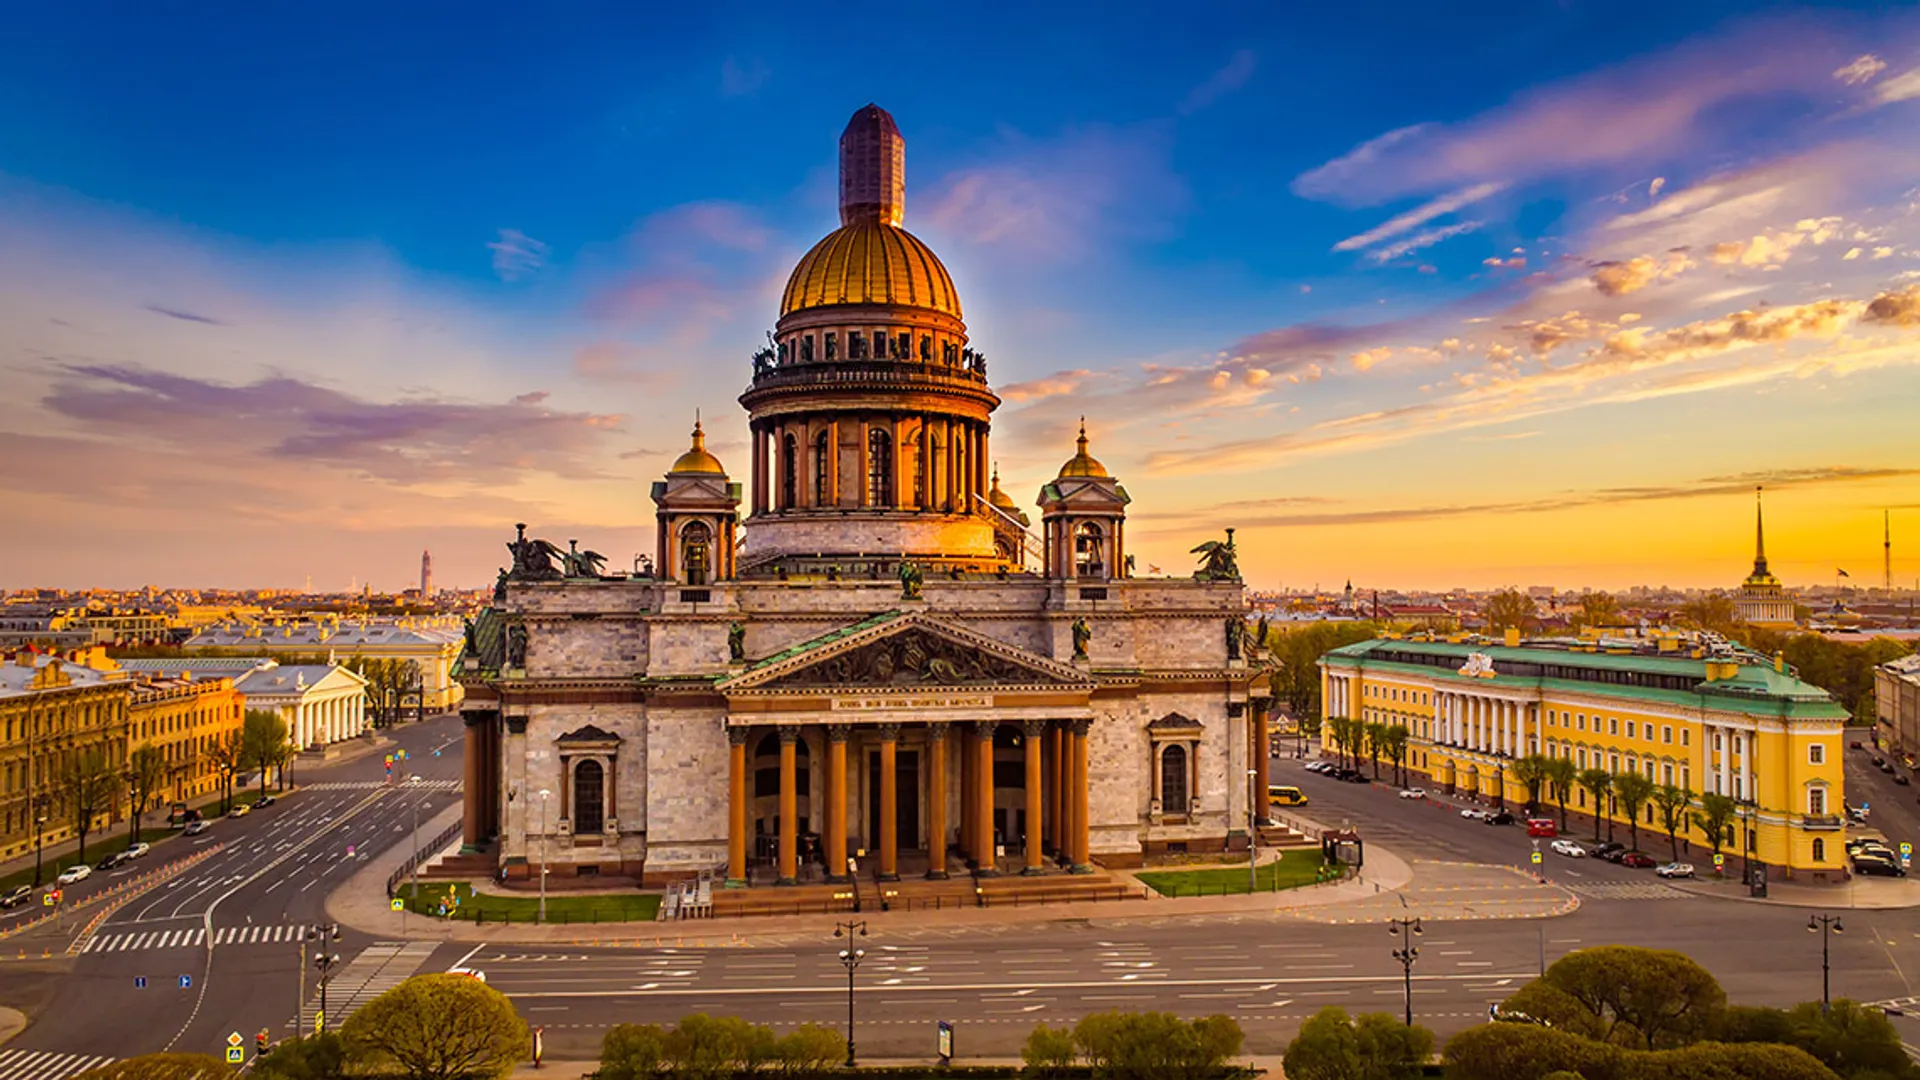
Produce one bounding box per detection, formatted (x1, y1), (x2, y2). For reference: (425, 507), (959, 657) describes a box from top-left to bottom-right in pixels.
(395, 881), (662, 924)
(0, 826), (189, 894)
(1135, 849), (1338, 897)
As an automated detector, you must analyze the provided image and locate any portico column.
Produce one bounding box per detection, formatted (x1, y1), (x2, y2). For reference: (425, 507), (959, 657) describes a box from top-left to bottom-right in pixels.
(777, 729), (799, 886)
(1045, 723), (1062, 854)
(726, 727), (749, 885)
(973, 722), (997, 875)
(1069, 719), (1092, 872)
(959, 725), (976, 863)
(825, 725), (850, 883)
(1253, 702), (1272, 824)
(1022, 721), (1045, 875)
(461, 714), (483, 848)
(926, 724), (949, 879)
(877, 723), (900, 881)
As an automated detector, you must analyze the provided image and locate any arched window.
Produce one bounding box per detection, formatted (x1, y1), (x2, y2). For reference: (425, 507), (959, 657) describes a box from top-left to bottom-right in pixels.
(573, 759), (604, 834)
(814, 430), (830, 506)
(1075, 522), (1105, 577)
(781, 434), (798, 510)
(681, 521), (712, 586)
(1161, 744), (1188, 815)
(867, 428), (892, 506)
(1812, 837), (1825, 862)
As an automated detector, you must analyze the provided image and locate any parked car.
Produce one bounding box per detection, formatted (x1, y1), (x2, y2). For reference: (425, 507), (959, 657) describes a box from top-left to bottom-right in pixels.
(1620, 852), (1658, 869)
(184, 821), (209, 836)
(124, 842), (151, 860)
(1526, 818), (1558, 837)
(1341, 770), (1370, 784)
(1306, 762), (1332, 774)
(1855, 855), (1907, 877)
(94, 852), (126, 872)
(1484, 811), (1516, 826)
(56, 864), (93, 886)
(1592, 841), (1626, 861)
(0, 885), (32, 908)
(1655, 862), (1696, 879)
(1897, 774), (1911, 787)
(1550, 839), (1586, 857)
(1398, 788), (1426, 800)
(1460, 808), (1488, 820)
(1879, 761), (1897, 775)
(1872, 757), (1887, 769)
(229, 803), (251, 818)
(253, 795), (277, 809)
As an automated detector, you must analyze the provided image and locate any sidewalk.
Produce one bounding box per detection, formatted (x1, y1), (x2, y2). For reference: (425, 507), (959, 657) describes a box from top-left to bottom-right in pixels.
(330, 804), (1418, 945)
(1672, 871), (1920, 909)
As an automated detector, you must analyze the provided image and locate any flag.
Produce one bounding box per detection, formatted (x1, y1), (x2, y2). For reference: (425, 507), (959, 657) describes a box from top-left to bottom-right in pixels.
(1837, 568), (1850, 578)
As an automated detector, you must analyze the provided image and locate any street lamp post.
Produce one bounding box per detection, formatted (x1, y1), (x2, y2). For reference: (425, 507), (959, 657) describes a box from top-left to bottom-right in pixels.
(1494, 755), (1507, 812)
(1808, 914), (1843, 1012)
(537, 788), (551, 924)
(31, 794), (50, 888)
(835, 920), (868, 1067)
(1389, 916), (1423, 1026)
(1246, 769), (1259, 893)
(308, 923), (340, 1032)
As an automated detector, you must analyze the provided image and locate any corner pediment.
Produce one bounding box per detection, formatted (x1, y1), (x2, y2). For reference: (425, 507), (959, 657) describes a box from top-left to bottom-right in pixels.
(720, 612), (1093, 693)
(556, 723), (621, 746)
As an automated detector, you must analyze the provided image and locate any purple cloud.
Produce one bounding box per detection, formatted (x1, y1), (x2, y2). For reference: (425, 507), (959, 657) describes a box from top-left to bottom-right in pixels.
(143, 304), (227, 325)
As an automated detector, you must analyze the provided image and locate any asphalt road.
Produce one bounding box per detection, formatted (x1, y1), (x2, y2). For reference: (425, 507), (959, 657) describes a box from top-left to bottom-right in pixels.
(1, 716), (467, 1078)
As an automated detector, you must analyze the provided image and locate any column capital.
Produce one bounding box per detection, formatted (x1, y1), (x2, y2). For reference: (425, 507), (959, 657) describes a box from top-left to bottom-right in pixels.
(727, 725), (752, 746)
(777, 726), (801, 745)
(972, 720), (998, 740)
(826, 724), (852, 743)
(1226, 702), (1246, 718)
(1022, 719), (1047, 738)
(1070, 718), (1092, 737)
(876, 722), (901, 742)
(925, 721), (949, 740)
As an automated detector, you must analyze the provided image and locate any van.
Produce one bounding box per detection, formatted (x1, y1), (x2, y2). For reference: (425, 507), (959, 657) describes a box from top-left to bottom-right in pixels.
(1526, 818), (1558, 838)
(1268, 785), (1308, 807)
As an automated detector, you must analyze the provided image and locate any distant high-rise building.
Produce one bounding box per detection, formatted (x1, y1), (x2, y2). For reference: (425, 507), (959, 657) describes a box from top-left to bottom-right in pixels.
(421, 550), (434, 597)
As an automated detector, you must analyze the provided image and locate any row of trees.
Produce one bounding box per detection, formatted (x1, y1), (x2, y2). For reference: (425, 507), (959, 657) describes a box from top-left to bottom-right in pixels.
(1022, 1012), (1245, 1079)
(1503, 752), (1742, 861)
(1324, 717), (1414, 785)
(1283, 945), (1917, 1079)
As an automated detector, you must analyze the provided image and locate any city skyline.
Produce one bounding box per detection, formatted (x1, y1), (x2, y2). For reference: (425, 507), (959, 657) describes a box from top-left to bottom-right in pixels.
(3, 3), (1919, 590)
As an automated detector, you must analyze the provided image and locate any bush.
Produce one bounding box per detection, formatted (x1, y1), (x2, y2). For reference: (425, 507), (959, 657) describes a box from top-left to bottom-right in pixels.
(341, 974), (530, 1080)
(596, 1024), (669, 1080)
(1069, 1010), (1245, 1079)
(769, 1024), (844, 1077)
(254, 1034), (347, 1080)
(1023, 1024), (1077, 1077)
(1443, 1023), (1842, 1080)
(1284, 1007), (1432, 1079)
(1502, 945), (1725, 1050)
(663, 1014), (775, 1080)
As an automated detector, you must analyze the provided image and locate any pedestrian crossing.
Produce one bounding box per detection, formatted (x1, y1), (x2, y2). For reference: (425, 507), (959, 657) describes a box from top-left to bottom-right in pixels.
(302, 780), (461, 791)
(81, 923), (306, 952)
(0, 1049), (116, 1080)
(287, 941), (439, 1030)
(1564, 881), (1695, 900)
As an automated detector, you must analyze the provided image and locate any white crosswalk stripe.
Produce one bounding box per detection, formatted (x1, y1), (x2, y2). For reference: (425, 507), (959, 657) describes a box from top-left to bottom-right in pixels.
(81, 924), (310, 952)
(0, 1049), (117, 1080)
(286, 941), (439, 1030)
(301, 780), (461, 791)
(1565, 881), (1695, 900)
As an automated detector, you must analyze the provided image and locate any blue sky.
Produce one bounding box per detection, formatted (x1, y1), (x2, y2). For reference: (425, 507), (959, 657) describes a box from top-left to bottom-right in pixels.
(4, 2), (1919, 590)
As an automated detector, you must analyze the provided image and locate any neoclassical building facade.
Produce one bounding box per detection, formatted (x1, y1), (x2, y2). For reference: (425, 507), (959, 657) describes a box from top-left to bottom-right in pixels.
(459, 105), (1273, 887)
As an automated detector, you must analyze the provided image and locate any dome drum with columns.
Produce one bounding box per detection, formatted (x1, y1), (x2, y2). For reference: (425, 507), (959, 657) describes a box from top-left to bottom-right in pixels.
(459, 105), (1269, 898)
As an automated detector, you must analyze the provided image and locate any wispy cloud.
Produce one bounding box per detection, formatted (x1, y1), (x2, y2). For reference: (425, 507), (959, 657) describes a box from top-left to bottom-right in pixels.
(487, 228), (549, 281)
(1369, 221), (1482, 263)
(1180, 49), (1256, 114)
(143, 304), (227, 326)
(1333, 182), (1506, 253)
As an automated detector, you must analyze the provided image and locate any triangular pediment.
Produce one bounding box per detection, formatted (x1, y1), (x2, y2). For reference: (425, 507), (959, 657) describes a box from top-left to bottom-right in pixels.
(556, 723), (621, 745)
(720, 612), (1093, 693)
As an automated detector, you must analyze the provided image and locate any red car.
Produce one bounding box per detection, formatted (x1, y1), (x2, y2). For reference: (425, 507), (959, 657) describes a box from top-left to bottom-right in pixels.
(1620, 852), (1657, 869)
(1526, 818), (1557, 838)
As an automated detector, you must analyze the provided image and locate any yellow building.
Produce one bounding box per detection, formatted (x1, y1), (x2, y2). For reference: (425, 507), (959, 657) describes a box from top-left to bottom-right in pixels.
(0, 649), (132, 864)
(127, 671), (245, 806)
(1735, 488), (1796, 628)
(1321, 629), (1852, 882)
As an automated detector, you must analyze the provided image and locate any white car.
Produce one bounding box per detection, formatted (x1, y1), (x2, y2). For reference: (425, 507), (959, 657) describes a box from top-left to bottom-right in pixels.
(124, 842), (151, 860)
(1460, 808), (1487, 820)
(56, 865), (92, 886)
(1550, 839), (1586, 858)
(1305, 762), (1332, 774)
(1655, 862), (1696, 879)
(1399, 788), (1426, 799)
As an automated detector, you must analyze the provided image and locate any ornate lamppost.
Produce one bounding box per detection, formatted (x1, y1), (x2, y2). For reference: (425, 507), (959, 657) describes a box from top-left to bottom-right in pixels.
(31, 793), (51, 888)
(1808, 914), (1843, 1012)
(835, 919), (868, 1067)
(1389, 915), (1423, 1026)
(307, 923), (341, 1032)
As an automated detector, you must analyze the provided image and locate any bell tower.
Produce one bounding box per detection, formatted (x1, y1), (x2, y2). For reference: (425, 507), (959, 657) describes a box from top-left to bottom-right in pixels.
(651, 420), (740, 585)
(1038, 422), (1130, 581)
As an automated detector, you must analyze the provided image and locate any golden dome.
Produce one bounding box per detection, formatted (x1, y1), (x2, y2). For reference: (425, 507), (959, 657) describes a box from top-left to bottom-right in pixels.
(987, 465), (1019, 511)
(781, 219), (962, 320)
(1057, 421), (1109, 479)
(669, 420), (726, 476)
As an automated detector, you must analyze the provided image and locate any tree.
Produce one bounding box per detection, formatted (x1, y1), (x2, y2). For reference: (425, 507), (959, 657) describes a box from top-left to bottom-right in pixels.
(662, 1014), (773, 1079)
(1510, 945), (1726, 1051)
(341, 973), (530, 1080)
(241, 710), (289, 801)
(1444, 1022), (1838, 1080)
(1282, 1007), (1431, 1080)
(1485, 589), (1536, 633)
(206, 729), (243, 816)
(596, 1024), (667, 1080)
(1721, 1000), (1920, 1080)
(1543, 756), (1577, 833)
(1679, 595), (1739, 637)
(1269, 622), (1380, 723)
(1384, 726), (1410, 787)
(1364, 721), (1386, 780)
(126, 744), (168, 851)
(1652, 784), (1693, 862)
(1578, 768), (1613, 843)
(254, 1033), (346, 1080)
(1574, 591), (1622, 630)
(1511, 755), (1547, 814)
(1612, 771), (1656, 854)
(62, 746), (123, 863)
(1072, 1011), (1244, 1080)
(1022, 1024), (1077, 1078)
(71, 1054), (235, 1080)
(1691, 792), (1738, 869)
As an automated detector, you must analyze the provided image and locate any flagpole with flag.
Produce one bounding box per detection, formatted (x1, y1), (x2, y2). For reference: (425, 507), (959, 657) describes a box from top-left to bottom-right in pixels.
(1837, 568), (1850, 596)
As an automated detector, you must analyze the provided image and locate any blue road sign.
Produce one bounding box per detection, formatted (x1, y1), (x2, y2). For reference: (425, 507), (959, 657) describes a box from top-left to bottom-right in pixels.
(134, 976), (147, 989)
(178, 975), (192, 989)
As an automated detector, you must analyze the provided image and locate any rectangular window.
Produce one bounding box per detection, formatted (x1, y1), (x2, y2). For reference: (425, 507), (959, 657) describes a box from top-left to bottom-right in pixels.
(1608, 717), (1619, 736)
(1577, 748), (1587, 768)
(1681, 729), (1690, 747)
(1662, 726), (1673, 745)
(1662, 763), (1674, 785)
(1808, 743), (1825, 765)
(1609, 754), (1619, 772)
(1625, 720), (1636, 738)
(1808, 787), (1826, 815)
(1577, 714), (1586, 731)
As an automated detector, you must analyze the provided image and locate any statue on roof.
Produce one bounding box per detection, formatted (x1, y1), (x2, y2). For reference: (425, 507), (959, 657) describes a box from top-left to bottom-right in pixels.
(562, 541), (607, 579)
(1071, 617), (1091, 661)
(506, 523), (563, 581)
(1191, 528), (1241, 582)
(898, 560), (924, 601)
(728, 622), (746, 663)
(1225, 617), (1244, 661)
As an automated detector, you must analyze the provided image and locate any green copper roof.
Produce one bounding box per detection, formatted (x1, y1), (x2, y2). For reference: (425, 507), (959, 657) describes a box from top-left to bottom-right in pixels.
(742, 610), (908, 673)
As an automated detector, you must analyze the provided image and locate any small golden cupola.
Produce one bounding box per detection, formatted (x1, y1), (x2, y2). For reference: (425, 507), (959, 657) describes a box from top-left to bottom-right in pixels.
(653, 418), (740, 584)
(1055, 420), (1110, 479)
(1038, 421), (1130, 581)
(669, 419), (727, 476)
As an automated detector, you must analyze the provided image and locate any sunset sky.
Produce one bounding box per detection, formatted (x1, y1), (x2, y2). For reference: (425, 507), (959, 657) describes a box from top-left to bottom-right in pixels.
(4, 2), (1919, 592)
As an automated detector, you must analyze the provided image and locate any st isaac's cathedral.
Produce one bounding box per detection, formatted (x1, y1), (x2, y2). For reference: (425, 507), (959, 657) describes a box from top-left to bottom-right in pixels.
(457, 105), (1275, 894)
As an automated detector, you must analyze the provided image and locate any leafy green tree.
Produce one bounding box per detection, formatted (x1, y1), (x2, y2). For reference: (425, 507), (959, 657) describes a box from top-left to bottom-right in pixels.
(1072, 1011), (1244, 1080)
(1282, 1007), (1431, 1080)
(1691, 792), (1738, 869)
(1575, 591), (1623, 630)
(1485, 590), (1537, 633)
(1022, 1023), (1077, 1077)
(1651, 784), (1693, 862)
(663, 1014), (773, 1079)
(596, 1024), (667, 1080)
(341, 973), (530, 1080)
(241, 709), (289, 800)
(1577, 768), (1613, 843)
(1269, 622), (1380, 723)
(1511, 755), (1547, 814)
(71, 1054), (235, 1080)
(126, 743), (168, 850)
(1728, 1000), (1920, 1080)
(1612, 771), (1656, 854)
(254, 1033), (345, 1080)
(1444, 1021), (1838, 1080)
(1506, 945), (1725, 1051)
(1365, 721), (1387, 780)
(206, 729), (244, 816)
(769, 1025), (844, 1077)
(1384, 725), (1411, 787)
(62, 746), (123, 863)
(1543, 756), (1577, 833)
(1679, 595), (1739, 637)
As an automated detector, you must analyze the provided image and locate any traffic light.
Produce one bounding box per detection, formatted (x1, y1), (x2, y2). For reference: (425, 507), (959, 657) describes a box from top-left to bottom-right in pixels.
(255, 1031), (269, 1056)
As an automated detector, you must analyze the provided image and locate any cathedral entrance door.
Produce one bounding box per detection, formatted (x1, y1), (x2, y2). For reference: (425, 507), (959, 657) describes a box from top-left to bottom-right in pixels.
(867, 748), (921, 852)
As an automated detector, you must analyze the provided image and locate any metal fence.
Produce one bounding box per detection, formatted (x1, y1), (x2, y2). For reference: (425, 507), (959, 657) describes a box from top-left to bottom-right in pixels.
(385, 821), (463, 898)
